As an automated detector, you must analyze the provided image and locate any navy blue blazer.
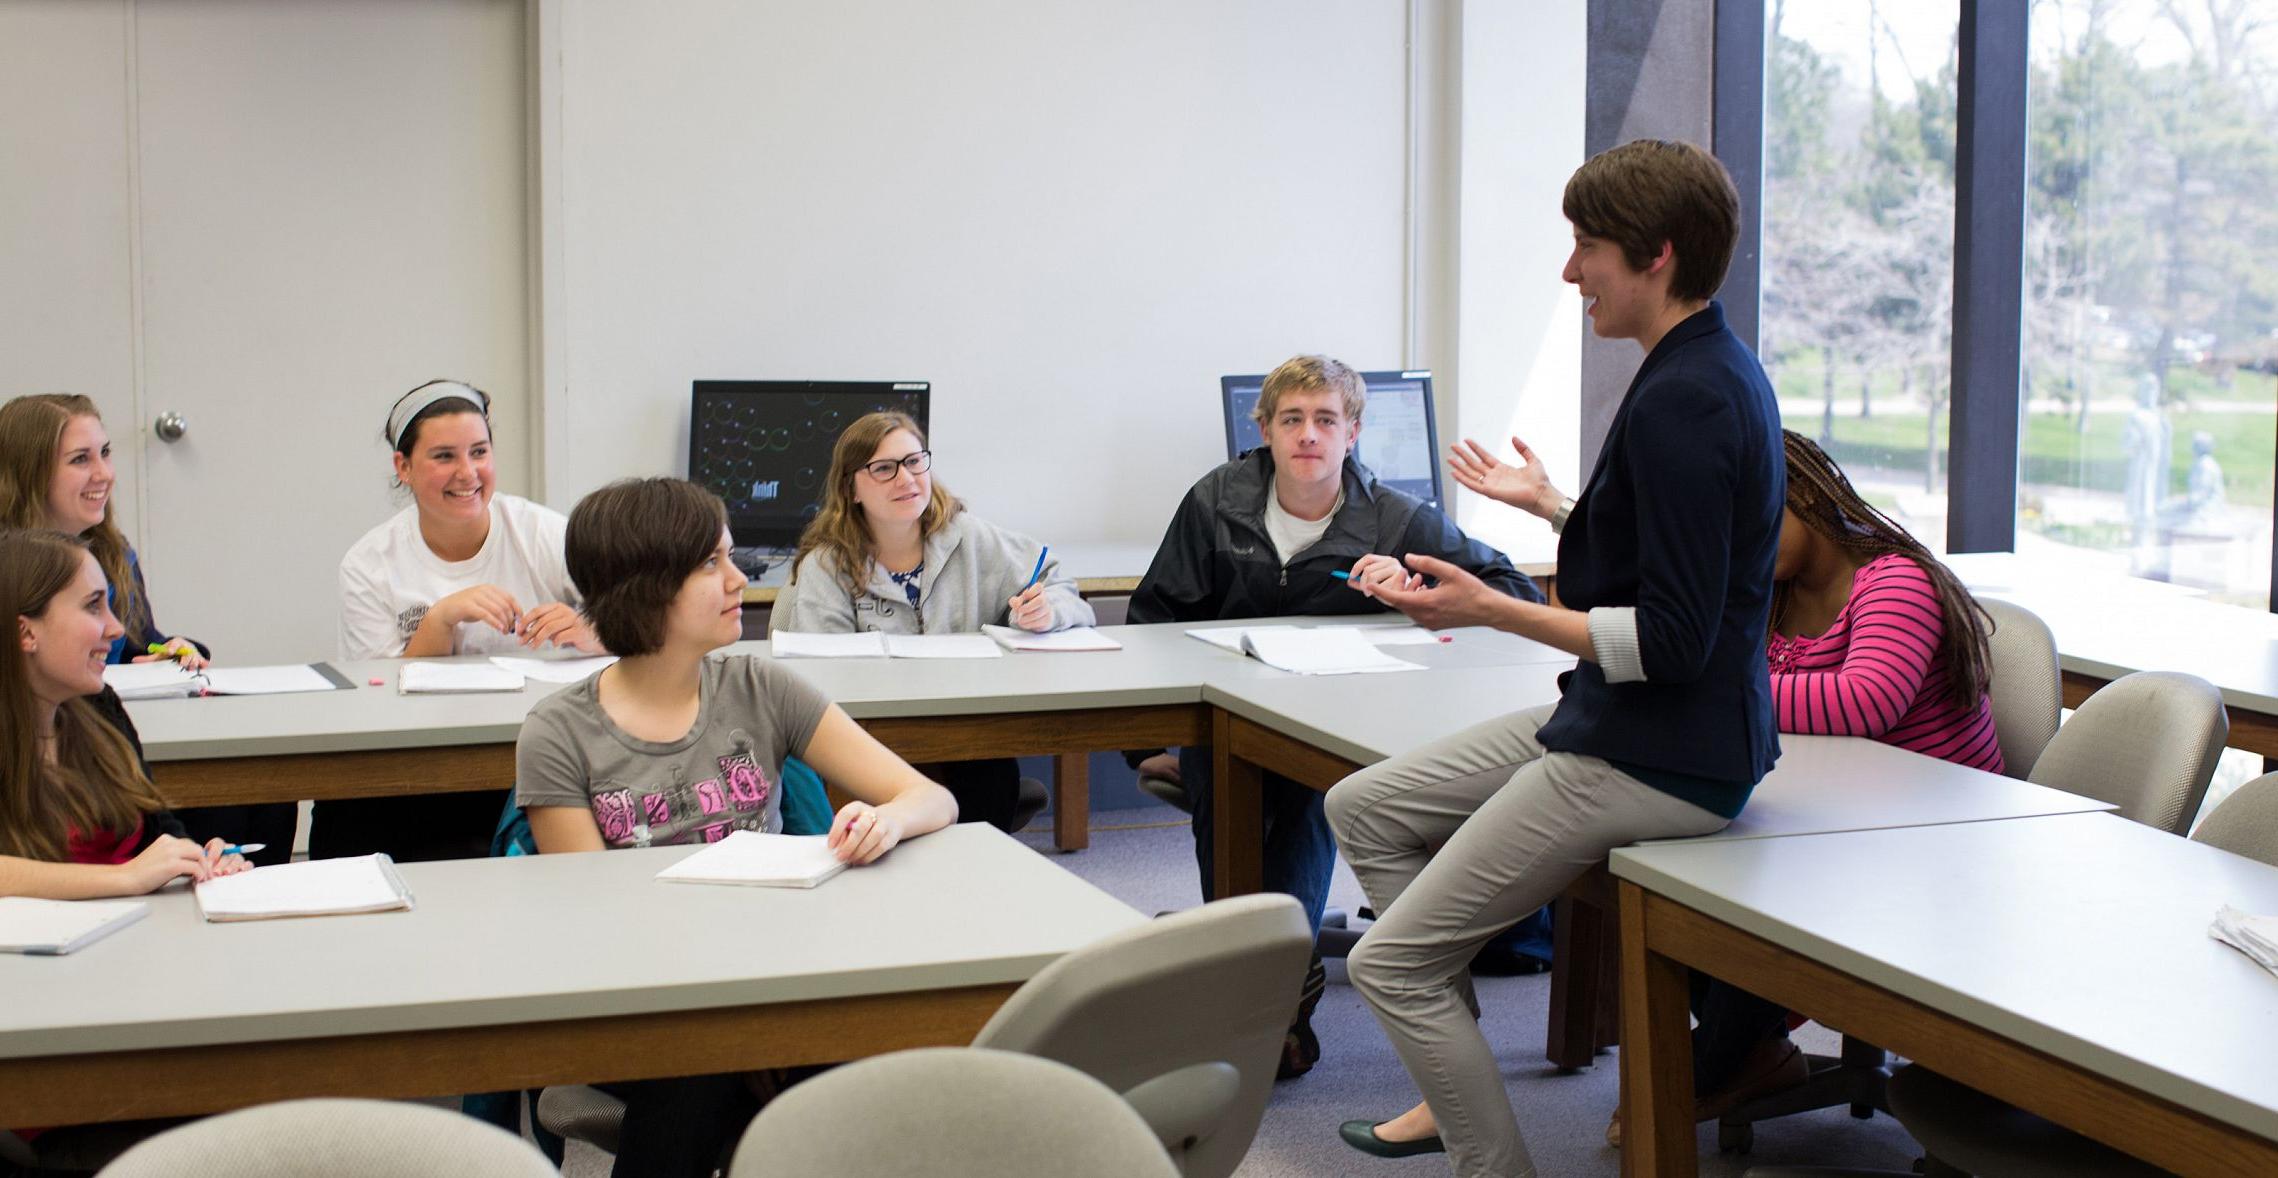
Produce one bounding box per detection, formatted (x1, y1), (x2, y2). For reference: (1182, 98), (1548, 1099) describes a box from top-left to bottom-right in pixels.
(1536, 302), (1784, 816)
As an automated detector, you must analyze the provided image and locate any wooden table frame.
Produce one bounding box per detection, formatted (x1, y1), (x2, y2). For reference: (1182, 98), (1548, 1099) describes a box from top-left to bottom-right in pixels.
(1615, 879), (2278, 1178)
(148, 704), (1210, 857)
(0, 983), (1018, 1127)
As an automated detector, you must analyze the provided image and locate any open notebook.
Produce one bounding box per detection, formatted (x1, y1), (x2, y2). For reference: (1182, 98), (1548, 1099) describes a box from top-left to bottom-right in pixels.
(193, 854), (415, 922)
(769, 631), (1002, 660)
(400, 662), (527, 694)
(103, 662), (352, 700)
(0, 897), (147, 955)
(655, 831), (848, 889)
(1185, 625), (1425, 675)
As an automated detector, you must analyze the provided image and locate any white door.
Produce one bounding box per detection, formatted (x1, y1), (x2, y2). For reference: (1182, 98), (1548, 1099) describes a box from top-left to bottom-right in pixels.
(44, 0), (532, 666)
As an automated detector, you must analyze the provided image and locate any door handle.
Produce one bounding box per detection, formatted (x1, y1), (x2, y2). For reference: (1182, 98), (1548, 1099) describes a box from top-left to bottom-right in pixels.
(154, 412), (189, 443)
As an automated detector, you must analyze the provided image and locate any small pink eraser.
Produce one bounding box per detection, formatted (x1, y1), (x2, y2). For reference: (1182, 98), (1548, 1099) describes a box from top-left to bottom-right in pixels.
(1437, 635), (1452, 643)
(368, 677), (386, 686)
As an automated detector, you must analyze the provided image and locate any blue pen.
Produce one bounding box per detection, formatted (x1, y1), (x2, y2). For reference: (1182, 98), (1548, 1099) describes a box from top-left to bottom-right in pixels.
(219, 843), (266, 857)
(1023, 546), (1049, 591)
(1329, 570), (1351, 581)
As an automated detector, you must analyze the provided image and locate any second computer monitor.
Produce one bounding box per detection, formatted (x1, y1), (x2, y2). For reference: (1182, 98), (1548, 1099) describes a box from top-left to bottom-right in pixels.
(689, 380), (930, 552)
(1219, 370), (1443, 508)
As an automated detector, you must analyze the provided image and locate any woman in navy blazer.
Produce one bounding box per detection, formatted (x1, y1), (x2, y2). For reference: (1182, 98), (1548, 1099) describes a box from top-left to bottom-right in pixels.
(1325, 140), (1785, 1176)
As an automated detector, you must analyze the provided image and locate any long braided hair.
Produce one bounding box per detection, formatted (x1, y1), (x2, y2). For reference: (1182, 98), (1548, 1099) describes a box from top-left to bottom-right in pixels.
(1778, 430), (1994, 708)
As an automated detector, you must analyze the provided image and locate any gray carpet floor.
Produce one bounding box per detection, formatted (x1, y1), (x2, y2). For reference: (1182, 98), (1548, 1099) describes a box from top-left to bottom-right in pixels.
(560, 807), (1931, 1177)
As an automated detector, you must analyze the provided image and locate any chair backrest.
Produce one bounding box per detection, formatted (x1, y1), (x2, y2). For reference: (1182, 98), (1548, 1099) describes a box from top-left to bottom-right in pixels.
(971, 894), (1311, 1178)
(98, 1099), (557, 1177)
(1978, 596), (2062, 779)
(729, 1047), (1179, 1178)
(2028, 670), (2229, 835)
(2192, 771), (2278, 865)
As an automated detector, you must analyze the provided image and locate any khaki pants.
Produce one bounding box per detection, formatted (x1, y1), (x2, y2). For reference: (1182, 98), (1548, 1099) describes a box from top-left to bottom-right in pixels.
(1326, 703), (1729, 1177)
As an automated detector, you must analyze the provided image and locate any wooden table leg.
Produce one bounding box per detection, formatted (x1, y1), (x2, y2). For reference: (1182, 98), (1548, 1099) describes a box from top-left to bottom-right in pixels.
(1618, 879), (1696, 1178)
(1211, 709), (1266, 898)
(1051, 752), (1089, 853)
(1546, 891), (1601, 1070)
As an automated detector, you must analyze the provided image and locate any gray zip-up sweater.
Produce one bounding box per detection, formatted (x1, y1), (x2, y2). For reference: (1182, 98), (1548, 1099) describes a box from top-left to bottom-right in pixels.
(774, 510), (1095, 635)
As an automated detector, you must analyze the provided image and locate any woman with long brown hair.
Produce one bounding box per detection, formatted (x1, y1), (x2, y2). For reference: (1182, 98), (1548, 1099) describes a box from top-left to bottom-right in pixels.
(0, 529), (248, 898)
(775, 411), (1089, 831)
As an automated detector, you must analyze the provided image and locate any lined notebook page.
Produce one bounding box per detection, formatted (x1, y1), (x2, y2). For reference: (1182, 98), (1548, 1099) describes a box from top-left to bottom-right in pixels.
(882, 634), (1003, 659)
(1241, 627), (1423, 675)
(981, 625), (1124, 652)
(194, 855), (413, 921)
(399, 662), (526, 693)
(655, 831), (849, 889)
(770, 631), (889, 659)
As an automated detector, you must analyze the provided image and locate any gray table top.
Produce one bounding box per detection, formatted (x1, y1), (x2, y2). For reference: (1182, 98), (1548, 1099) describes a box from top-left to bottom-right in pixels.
(0, 824), (1142, 1060)
(1612, 811), (2278, 1142)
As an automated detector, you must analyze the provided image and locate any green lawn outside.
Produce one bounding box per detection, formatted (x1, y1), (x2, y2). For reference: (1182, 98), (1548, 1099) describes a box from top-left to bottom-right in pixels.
(1798, 408), (2274, 508)
(1766, 348), (2278, 408)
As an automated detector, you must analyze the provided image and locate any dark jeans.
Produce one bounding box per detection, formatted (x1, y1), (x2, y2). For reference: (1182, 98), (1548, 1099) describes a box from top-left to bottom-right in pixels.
(1178, 745), (1333, 934)
(593, 1074), (762, 1178)
(170, 802), (297, 867)
(1690, 974), (1791, 1095)
(925, 757), (1021, 833)
(307, 789), (511, 863)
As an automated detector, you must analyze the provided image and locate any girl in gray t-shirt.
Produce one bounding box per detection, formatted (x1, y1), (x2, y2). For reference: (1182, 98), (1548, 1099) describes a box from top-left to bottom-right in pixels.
(515, 476), (957, 1178)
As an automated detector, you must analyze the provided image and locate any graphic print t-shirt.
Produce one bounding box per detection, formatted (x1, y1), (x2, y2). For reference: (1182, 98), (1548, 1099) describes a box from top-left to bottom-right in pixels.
(515, 654), (831, 848)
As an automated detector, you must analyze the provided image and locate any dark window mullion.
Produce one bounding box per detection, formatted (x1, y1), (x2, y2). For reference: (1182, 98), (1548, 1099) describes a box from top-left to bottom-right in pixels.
(1947, 0), (2030, 553)
(1713, 0), (1766, 352)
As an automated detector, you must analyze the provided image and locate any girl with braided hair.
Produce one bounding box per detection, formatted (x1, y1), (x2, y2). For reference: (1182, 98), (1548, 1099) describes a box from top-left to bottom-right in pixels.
(1611, 429), (2006, 1145)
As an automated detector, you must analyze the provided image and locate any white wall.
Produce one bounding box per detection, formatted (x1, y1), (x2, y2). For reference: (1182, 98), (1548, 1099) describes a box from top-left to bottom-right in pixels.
(545, 0), (1413, 545)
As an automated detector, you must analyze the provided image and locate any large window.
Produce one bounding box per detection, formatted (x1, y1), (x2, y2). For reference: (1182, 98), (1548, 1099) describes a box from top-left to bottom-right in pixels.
(1761, 3), (1961, 553)
(2020, 0), (2278, 608)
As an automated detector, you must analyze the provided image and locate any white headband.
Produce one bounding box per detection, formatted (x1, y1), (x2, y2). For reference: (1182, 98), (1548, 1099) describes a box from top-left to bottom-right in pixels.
(387, 381), (490, 449)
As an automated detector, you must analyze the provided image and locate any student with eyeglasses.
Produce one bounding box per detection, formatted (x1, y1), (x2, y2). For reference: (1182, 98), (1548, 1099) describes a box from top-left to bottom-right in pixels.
(775, 411), (1090, 832)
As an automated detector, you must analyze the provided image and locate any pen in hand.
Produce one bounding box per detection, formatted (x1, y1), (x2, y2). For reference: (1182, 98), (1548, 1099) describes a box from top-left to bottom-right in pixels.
(1023, 546), (1049, 591)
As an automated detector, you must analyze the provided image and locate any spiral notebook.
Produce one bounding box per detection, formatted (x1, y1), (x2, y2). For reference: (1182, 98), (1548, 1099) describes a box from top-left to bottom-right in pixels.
(0, 897), (148, 955)
(193, 854), (415, 922)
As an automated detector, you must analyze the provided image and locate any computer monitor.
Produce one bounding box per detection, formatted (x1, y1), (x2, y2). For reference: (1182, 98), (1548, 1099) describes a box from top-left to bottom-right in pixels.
(689, 380), (930, 554)
(1219, 370), (1443, 508)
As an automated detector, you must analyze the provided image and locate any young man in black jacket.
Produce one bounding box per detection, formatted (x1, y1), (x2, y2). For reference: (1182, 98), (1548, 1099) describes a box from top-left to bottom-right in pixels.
(1126, 354), (1542, 1077)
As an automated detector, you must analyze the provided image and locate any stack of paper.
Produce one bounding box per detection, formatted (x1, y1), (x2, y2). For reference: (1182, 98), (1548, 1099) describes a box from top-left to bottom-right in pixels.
(980, 624), (1124, 652)
(0, 897), (148, 955)
(656, 831), (848, 889)
(770, 631), (1003, 660)
(490, 654), (619, 683)
(102, 662), (200, 700)
(201, 664), (348, 695)
(2212, 906), (2278, 979)
(400, 662), (526, 693)
(194, 854), (415, 921)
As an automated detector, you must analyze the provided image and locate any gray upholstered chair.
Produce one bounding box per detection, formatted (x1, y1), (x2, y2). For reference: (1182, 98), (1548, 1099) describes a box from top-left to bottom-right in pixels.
(727, 1047), (1179, 1178)
(2026, 669), (2229, 834)
(2192, 769), (2278, 859)
(546, 894), (1308, 1177)
(970, 893), (1311, 1177)
(97, 1099), (557, 1177)
(1978, 596), (2062, 779)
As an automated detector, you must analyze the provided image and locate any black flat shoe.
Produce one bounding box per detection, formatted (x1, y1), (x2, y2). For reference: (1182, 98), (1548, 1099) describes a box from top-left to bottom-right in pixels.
(1338, 1119), (1446, 1158)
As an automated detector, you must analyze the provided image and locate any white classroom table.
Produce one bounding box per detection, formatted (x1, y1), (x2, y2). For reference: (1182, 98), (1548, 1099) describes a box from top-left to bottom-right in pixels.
(0, 824), (1144, 1126)
(1610, 811), (2278, 1176)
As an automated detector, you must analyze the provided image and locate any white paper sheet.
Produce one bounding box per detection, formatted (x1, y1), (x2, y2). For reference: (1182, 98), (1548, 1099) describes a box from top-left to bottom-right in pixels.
(399, 662), (526, 694)
(1185, 626), (1295, 654)
(193, 855), (413, 921)
(655, 831), (849, 888)
(770, 631), (890, 659)
(0, 897), (148, 954)
(489, 654), (619, 684)
(201, 664), (341, 695)
(980, 624), (1124, 652)
(1241, 626), (1423, 675)
(1351, 625), (1449, 646)
(101, 662), (200, 700)
(882, 634), (1004, 659)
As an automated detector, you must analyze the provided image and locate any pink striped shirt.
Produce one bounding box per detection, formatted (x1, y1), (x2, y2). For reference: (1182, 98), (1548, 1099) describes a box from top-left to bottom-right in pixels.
(1768, 553), (2004, 773)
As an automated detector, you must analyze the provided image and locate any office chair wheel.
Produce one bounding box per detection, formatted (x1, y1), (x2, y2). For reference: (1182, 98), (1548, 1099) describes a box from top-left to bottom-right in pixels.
(1716, 1121), (1753, 1154)
(1851, 1100), (1875, 1119)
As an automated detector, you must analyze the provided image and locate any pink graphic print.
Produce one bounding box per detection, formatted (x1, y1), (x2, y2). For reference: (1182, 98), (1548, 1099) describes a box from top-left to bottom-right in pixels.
(719, 751), (771, 809)
(694, 779), (726, 815)
(642, 792), (671, 828)
(592, 789), (638, 844)
(702, 822), (731, 843)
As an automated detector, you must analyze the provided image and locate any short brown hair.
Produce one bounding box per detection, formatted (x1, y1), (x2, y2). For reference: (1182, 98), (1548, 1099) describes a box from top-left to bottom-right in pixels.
(1561, 139), (1740, 303)
(1254, 355), (1366, 426)
(566, 478), (728, 657)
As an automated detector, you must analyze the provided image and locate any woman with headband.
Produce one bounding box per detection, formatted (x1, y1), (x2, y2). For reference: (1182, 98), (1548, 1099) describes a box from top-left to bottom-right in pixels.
(325, 380), (599, 861)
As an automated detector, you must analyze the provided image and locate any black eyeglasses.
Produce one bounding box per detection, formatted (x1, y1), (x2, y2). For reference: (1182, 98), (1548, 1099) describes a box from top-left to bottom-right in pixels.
(862, 450), (932, 482)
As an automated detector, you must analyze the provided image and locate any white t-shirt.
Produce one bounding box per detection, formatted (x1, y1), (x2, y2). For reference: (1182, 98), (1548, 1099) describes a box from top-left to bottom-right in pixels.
(1263, 488), (1343, 567)
(337, 493), (582, 660)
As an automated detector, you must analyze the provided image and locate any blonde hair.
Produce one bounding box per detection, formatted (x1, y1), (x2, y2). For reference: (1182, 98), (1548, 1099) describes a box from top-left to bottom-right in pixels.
(1254, 355), (1366, 426)
(0, 395), (148, 641)
(0, 529), (165, 861)
(790, 412), (962, 598)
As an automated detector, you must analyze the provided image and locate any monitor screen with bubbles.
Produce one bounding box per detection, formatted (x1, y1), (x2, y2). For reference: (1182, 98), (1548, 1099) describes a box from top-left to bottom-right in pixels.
(689, 380), (930, 552)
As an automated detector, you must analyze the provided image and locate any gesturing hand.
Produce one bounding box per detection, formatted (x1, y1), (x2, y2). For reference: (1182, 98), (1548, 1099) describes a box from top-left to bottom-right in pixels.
(1448, 436), (1563, 520)
(1357, 553), (1504, 631)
